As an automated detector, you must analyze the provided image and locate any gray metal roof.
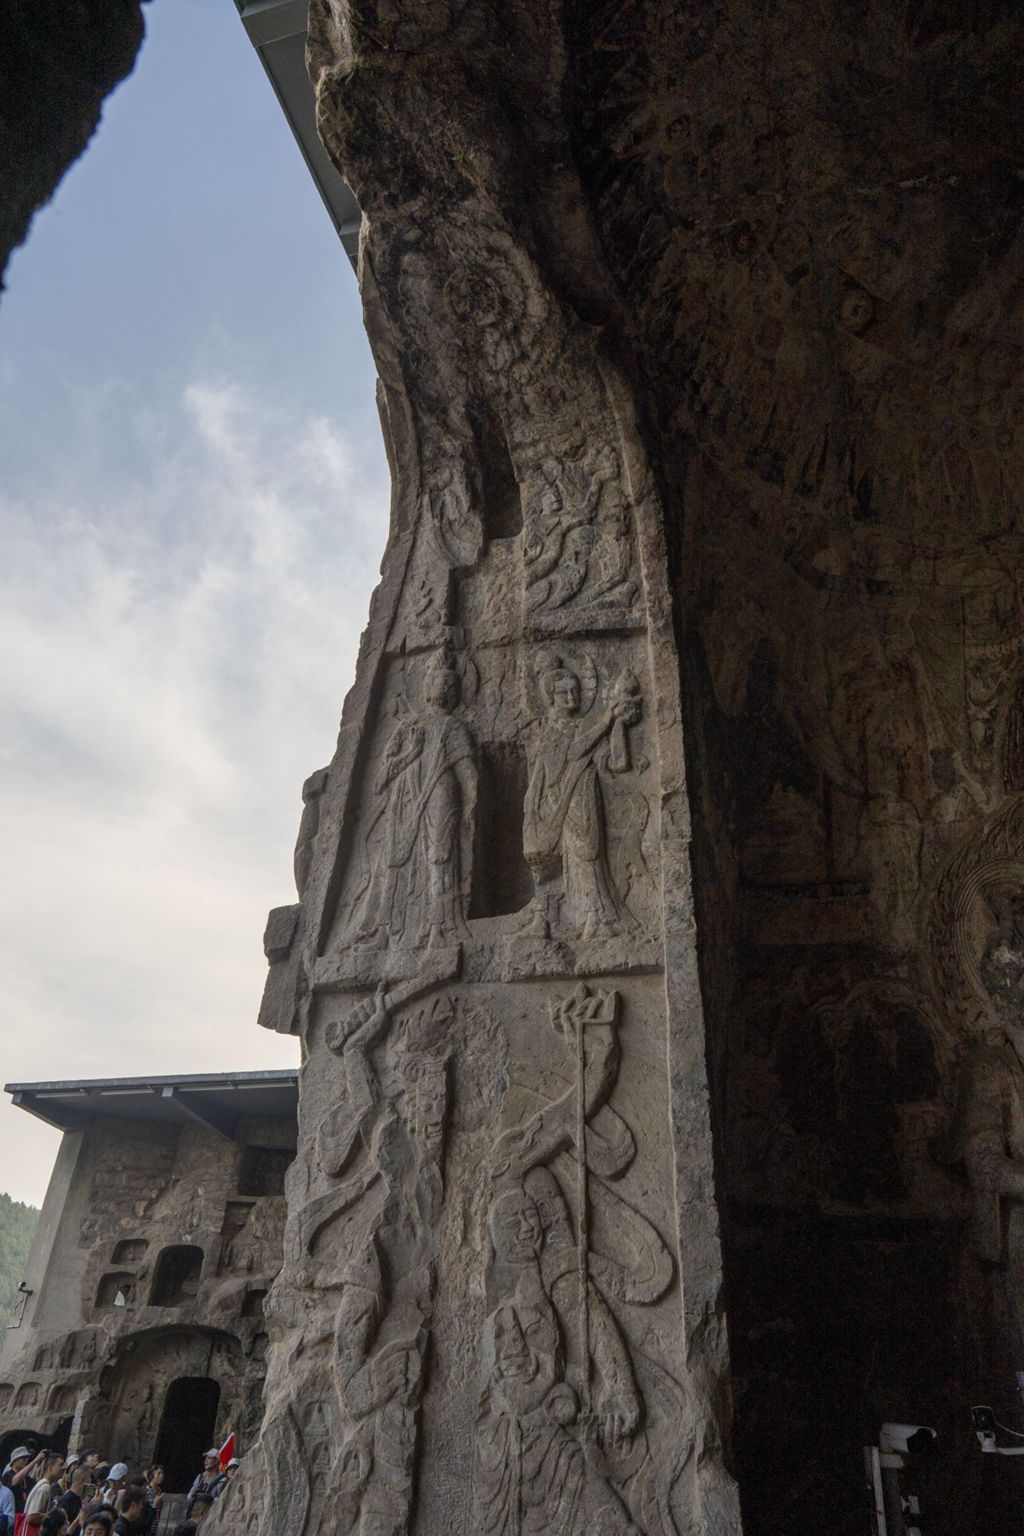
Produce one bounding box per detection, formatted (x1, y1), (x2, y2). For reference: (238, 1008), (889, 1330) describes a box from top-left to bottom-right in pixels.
(5, 1070), (298, 1137)
(234, 0), (361, 265)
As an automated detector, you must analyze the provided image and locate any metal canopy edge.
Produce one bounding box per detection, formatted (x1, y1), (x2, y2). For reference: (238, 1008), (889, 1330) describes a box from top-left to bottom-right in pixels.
(235, 0), (361, 265)
(6, 1070), (298, 1133)
(6, 1070), (298, 1093)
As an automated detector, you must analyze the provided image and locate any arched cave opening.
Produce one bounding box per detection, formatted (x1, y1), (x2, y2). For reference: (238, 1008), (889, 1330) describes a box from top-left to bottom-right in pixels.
(153, 1375), (221, 1494)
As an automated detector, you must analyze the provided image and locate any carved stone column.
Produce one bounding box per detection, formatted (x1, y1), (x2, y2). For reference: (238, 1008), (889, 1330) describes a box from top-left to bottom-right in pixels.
(218, 3), (741, 1535)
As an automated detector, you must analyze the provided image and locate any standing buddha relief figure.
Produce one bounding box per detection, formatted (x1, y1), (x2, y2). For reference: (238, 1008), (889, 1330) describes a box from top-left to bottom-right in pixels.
(523, 651), (643, 941)
(348, 658), (477, 950)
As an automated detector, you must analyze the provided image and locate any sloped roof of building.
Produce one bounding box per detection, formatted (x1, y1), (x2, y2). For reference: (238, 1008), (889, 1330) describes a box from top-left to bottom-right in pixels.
(5, 1070), (298, 1136)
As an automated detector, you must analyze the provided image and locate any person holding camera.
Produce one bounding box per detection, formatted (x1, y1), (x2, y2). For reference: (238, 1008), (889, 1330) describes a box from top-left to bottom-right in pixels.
(3, 1448), (45, 1532)
(22, 1453), (65, 1535)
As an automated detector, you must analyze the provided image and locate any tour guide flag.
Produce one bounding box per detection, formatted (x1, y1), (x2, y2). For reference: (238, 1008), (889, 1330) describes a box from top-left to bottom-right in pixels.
(219, 1434), (235, 1470)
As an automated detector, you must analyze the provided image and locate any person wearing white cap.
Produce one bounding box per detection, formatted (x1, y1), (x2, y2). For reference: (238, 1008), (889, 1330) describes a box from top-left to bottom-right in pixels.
(210, 1460), (239, 1501)
(98, 1470), (126, 1511)
(55, 1458), (80, 1501)
(185, 1457), (218, 1520)
(2, 1449), (45, 1525)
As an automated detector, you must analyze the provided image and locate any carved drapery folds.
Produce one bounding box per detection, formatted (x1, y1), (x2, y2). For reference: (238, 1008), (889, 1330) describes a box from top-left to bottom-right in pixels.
(219, 3), (738, 1534)
(931, 799), (1024, 1279)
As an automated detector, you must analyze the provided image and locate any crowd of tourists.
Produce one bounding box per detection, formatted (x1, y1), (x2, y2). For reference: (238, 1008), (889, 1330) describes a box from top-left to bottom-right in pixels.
(0, 1447), (240, 1536)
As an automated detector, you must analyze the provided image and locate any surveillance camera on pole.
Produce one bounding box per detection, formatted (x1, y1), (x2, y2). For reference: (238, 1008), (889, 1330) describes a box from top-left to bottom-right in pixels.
(865, 1422), (936, 1535)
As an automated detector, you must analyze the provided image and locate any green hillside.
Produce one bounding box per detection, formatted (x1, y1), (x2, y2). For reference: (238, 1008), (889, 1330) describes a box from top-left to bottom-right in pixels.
(0, 1194), (39, 1325)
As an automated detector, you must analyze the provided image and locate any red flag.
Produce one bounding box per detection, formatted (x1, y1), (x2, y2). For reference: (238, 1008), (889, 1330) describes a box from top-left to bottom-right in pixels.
(219, 1434), (235, 1470)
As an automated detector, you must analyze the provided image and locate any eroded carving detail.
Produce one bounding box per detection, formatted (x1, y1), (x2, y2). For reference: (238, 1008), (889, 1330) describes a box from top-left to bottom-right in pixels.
(280, 985), (454, 1536)
(345, 659), (477, 951)
(523, 654), (644, 941)
(522, 445), (638, 621)
(474, 986), (684, 1536)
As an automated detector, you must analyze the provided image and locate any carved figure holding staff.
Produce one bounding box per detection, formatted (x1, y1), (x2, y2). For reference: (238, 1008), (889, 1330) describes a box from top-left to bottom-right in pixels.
(292, 985), (453, 1536)
(523, 652), (641, 940)
(474, 985), (654, 1536)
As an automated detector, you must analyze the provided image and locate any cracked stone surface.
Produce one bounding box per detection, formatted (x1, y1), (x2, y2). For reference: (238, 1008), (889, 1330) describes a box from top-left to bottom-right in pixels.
(7, 1), (1024, 1531)
(226, 5), (1024, 1532)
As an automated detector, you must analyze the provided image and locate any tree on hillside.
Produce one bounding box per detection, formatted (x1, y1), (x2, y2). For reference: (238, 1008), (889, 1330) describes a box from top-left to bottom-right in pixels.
(0, 1193), (39, 1325)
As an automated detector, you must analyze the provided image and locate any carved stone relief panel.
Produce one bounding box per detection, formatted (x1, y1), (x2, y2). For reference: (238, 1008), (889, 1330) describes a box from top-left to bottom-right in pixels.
(250, 969), (695, 1536)
(330, 652), (478, 955)
(468, 982), (689, 1536)
(224, 1), (741, 1530)
(318, 634), (660, 992)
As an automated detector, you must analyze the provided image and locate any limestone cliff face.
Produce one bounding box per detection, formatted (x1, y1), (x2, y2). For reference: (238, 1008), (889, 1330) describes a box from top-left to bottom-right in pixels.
(219, 4), (1021, 1534)
(5, 0), (1022, 1531)
(222, 4), (743, 1536)
(559, 4), (1024, 1532)
(0, 2), (147, 289)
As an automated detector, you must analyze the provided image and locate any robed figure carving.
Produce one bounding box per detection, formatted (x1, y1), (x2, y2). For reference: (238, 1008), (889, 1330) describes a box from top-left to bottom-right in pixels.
(349, 662), (477, 949)
(473, 986), (681, 1536)
(475, 1172), (641, 1536)
(288, 987), (453, 1536)
(524, 653), (641, 941)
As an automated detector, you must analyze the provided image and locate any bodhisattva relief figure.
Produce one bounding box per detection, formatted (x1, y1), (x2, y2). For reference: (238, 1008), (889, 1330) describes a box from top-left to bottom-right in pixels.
(524, 654), (642, 940)
(522, 444), (636, 615)
(474, 1172), (641, 1536)
(348, 662), (476, 950)
(473, 985), (679, 1536)
(289, 987), (452, 1536)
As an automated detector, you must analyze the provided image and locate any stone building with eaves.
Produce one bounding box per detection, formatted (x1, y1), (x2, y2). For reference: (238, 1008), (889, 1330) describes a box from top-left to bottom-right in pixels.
(0, 1072), (296, 1494)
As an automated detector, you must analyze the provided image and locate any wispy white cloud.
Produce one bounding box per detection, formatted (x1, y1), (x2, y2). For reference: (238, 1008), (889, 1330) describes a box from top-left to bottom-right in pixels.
(0, 378), (389, 1204)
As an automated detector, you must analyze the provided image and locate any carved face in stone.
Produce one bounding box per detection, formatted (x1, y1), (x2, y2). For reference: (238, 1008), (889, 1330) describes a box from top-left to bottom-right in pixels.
(979, 904), (1024, 1034)
(401, 1056), (447, 1152)
(490, 1187), (543, 1266)
(548, 671), (580, 717)
(426, 668), (460, 715)
(492, 1302), (539, 1382)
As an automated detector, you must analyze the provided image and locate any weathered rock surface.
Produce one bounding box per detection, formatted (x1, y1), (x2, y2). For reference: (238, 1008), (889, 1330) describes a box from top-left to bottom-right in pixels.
(0, 1), (147, 290)
(220, 3), (744, 1535)
(0, 1091), (294, 1486)
(215, 3), (1023, 1534)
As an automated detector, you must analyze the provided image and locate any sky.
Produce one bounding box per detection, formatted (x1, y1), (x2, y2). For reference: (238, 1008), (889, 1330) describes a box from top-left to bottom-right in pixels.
(0, 0), (388, 1206)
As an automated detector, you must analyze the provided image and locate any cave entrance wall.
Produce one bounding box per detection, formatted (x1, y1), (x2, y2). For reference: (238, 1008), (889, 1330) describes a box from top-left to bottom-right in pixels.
(560, 2), (1024, 1532)
(238, 3), (1024, 1534)
(154, 1376), (223, 1494)
(5, 2), (1024, 1533)
(96, 1328), (240, 1491)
